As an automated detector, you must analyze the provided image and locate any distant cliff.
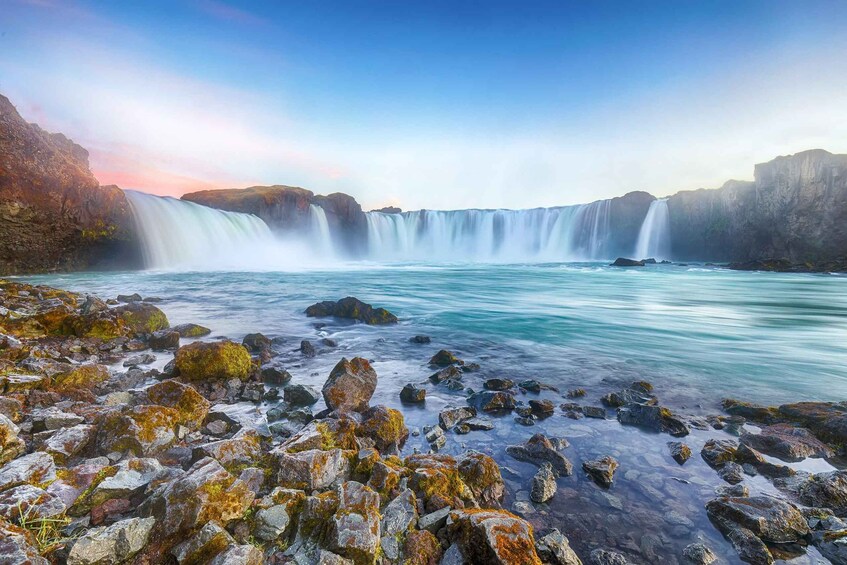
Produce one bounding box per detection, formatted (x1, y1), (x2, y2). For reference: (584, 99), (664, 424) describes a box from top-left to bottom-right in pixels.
(0, 95), (140, 274)
(182, 185), (367, 254)
(668, 150), (847, 261)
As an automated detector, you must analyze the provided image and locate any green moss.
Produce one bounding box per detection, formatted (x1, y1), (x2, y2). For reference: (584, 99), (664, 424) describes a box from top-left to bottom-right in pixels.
(51, 364), (109, 392)
(174, 341), (252, 381)
(118, 303), (169, 335)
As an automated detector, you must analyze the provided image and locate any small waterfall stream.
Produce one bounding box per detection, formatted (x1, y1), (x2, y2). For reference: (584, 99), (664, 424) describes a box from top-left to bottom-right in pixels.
(634, 199), (671, 260)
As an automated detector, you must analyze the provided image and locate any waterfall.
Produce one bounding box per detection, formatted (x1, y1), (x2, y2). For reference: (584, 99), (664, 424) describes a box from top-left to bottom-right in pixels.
(309, 204), (334, 257)
(634, 199), (671, 260)
(126, 191), (329, 270)
(363, 200), (615, 262)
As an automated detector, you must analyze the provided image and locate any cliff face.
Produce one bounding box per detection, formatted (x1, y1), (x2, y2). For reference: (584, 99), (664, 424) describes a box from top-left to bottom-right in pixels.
(182, 185), (368, 254)
(0, 95), (139, 274)
(668, 150), (847, 261)
(606, 191), (655, 256)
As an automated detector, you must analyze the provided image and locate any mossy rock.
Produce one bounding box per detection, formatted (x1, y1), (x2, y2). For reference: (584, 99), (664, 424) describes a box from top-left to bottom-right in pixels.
(116, 302), (170, 335)
(68, 313), (127, 340)
(147, 380), (210, 430)
(457, 451), (505, 508)
(448, 508), (542, 565)
(357, 406), (409, 452)
(172, 323), (212, 338)
(174, 340), (252, 381)
(52, 364), (110, 392)
(402, 530), (443, 565)
(98, 405), (180, 456)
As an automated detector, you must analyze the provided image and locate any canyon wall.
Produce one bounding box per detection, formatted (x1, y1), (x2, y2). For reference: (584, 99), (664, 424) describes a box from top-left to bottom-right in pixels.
(0, 95), (140, 274)
(668, 150), (847, 261)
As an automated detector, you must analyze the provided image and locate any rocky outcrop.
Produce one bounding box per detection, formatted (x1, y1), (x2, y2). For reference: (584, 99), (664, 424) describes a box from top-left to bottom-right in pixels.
(181, 185), (368, 254)
(668, 149), (847, 262)
(0, 94), (139, 274)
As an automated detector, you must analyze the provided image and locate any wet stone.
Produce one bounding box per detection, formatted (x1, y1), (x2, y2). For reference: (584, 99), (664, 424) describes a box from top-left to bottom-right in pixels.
(400, 383), (426, 403)
(530, 462), (557, 503)
(682, 543), (717, 564)
(667, 441), (692, 465)
(582, 456), (619, 488)
(284, 384), (321, 406)
(484, 378), (514, 391)
(506, 434), (573, 477)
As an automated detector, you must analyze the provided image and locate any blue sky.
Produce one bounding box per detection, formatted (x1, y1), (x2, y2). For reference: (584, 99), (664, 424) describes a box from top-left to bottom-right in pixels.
(2, 0), (846, 210)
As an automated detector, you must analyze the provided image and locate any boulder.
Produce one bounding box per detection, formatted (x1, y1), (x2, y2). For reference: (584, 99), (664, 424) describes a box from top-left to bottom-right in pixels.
(468, 391), (516, 412)
(439, 407), (477, 430)
(242, 332), (272, 353)
(401, 529), (443, 564)
(115, 302), (169, 335)
(616, 404), (689, 436)
(484, 378), (515, 391)
(535, 529), (582, 565)
(67, 517), (155, 565)
(705, 496), (809, 543)
(0, 484), (66, 520)
(718, 462), (745, 485)
(429, 350), (462, 366)
(275, 448), (349, 490)
(262, 366), (292, 385)
(192, 429), (262, 469)
(380, 489), (418, 561)
(701, 439), (738, 468)
(322, 357), (377, 413)
(400, 383), (426, 403)
(668, 442), (692, 464)
(171, 521), (233, 564)
(172, 323), (211, 337)
(147, 380), (210, 430)
(149, 329), (179, 351)
(448, 508), (542, 565)
(429, 365), (462, 384)
(740, 424), (834, 462)
(798, 470), (847, 516)
(51, 363), (110, 392)
(284, 384), (321, 406)
(140, 457), (253, 536)
(37, 423), (95, 464)
(530, 462), (557, 503)
(97, 405), (179, 456)
(0, 413), (25, 466)
(174, 340), (252, 381)
(306, 297), (398, 325)
(582, 456), (618, 488)
(506, 434), (573, 477)
(682, 542), (717, 564)
(300, 339), (316, 357)
(327, 481), (382, 564)
(0, 452), (56, 490)
(208, 544), (263, 564)
(457, 451), (505, 508)
(357, 406), (409, 453)
(610, 258), (645, 267)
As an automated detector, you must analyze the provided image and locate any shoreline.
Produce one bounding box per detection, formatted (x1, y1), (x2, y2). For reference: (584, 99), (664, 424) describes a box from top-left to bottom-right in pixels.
(1, 279), (847, 564)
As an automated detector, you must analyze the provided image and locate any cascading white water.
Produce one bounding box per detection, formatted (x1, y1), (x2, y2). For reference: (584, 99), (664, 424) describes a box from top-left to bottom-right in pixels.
(364, 200), (614, 262)
(126, 191), (333, 270)
(634, 199), (671, 260)
(309, 204), (334, 257)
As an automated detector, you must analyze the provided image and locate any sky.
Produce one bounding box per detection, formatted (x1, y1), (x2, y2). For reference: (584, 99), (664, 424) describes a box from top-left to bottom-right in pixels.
(2, 1), (847, 211)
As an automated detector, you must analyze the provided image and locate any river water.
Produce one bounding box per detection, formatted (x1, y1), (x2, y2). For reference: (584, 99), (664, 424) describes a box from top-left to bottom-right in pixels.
(20, 262), (847, 563)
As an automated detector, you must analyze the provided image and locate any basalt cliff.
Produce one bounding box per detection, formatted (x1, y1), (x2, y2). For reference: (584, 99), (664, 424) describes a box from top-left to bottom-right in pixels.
(0, 95), (139, 275)
(667, 149), (847, 262)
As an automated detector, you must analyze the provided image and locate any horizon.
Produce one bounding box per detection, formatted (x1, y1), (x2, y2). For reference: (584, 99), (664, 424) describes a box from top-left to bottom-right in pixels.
(2, 0), (847, 211)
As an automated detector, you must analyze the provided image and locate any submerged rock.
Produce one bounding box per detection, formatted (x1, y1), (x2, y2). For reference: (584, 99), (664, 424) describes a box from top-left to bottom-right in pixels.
(582, 456), (619, 488)
(617, 404), (689, 436)
(506, 434), (573, 477)
(682, 542), (717, 564)
(467, 390), (516, 412)
(668, 441), (692, 464)
(322, 357), (377, 413)
(535, 529), (582, 565)
(531, 462), (557, 503)
(306, 297), (398, 325)
(706, 496), (809, 543)
(740, 423), (834, 462)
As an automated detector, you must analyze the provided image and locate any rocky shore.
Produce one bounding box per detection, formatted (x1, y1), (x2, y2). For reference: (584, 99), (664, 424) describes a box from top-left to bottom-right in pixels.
(2, 280), (847, 564)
